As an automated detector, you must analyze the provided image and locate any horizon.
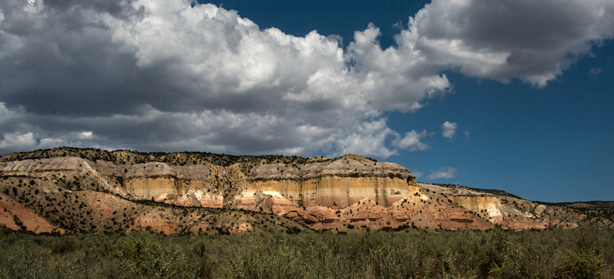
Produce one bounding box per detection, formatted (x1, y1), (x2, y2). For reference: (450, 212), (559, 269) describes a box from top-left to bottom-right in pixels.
(0, 0), (612, 202)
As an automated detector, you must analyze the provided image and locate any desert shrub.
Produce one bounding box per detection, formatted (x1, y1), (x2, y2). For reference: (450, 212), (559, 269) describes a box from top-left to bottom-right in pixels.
(366, 243), (420, 278)
(0, 226), (612, 278)
(114, 234), (172, 278)
(553, 250), (605, 279)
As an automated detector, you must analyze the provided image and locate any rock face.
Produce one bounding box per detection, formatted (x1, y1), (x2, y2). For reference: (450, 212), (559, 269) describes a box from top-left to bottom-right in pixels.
(95, 161), (211, 200)
(0, 157), (224, 208)
(249, 155), (414, 208)
(0, 148), (607, 234)
(422, 183), (581, 231)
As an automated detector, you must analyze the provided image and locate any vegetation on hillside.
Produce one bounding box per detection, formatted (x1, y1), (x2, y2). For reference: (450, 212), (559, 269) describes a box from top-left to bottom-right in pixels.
(0, 226), (611, 279)
(0, 147), (325, 167)
(541, 201), (614, 227)
(420, 182), (523, 199)
(0, 174), (308, 235)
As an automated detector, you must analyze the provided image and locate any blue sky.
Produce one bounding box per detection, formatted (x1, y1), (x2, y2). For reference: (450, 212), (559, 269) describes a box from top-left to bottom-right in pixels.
(213, 0), (614, 202)
(0, 0), (612, 202)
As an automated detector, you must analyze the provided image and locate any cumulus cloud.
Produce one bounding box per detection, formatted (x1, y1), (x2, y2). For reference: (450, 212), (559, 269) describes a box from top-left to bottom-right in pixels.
(0, 131), (82, 154)
(0, 132), (37, 152)
(394, 130), (430, 151)
(400, 0), (614, 87)
(333, 118), (400, 158)
(0, 0), (612, 156)
(0, 0), (452, 157)
(428, 167), (458, 180)
(442, 121), (457, 139)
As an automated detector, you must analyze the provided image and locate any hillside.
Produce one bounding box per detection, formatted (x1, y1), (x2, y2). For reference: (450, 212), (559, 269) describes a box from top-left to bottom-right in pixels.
(0, 147), (611, 235)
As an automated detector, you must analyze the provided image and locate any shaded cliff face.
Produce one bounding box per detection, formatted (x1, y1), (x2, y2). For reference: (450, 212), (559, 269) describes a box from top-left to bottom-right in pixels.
(0, 148), (610, 234)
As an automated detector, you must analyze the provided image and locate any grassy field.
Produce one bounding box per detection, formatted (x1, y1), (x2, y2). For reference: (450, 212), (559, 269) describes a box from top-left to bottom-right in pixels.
(0, 226), (612, 279)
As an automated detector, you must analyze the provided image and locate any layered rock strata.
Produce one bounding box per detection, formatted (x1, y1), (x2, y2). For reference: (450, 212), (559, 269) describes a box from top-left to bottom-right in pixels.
(0, 157), (224, 208)
(0, 148), (602, 234)
(248, 155), (414, 208)
(419, 183), (581, 231)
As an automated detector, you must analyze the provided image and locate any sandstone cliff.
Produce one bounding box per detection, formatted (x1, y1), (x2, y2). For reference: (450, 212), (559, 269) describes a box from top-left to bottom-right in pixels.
(0, 147), (609, 234)
(248, 154), (414, 208)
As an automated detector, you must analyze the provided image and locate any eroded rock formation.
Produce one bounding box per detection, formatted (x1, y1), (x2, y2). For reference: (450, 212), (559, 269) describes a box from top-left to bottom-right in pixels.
(249, 154), (413, 208)
(0, 148), (606, 234)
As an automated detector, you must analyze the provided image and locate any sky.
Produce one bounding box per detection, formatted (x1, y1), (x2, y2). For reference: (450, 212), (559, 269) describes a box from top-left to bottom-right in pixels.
(0, 0), (613, 202)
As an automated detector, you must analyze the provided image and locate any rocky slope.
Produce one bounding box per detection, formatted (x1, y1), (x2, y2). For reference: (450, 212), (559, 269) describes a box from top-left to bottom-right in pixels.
(0, 147), (610, 234)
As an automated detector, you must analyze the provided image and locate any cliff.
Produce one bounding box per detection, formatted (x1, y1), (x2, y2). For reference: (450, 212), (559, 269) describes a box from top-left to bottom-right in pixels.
(0, 147), (609, 234)
(248, 154), (414, 208)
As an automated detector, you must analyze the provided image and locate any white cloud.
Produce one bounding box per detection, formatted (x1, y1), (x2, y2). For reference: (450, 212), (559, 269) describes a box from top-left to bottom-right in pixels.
(442, 121), (458, 139)
(78, 131), (93, 139)
(0, 131), (101, 154)
(428, 167), (458, 180)
(400, 0), (614, 87)
(0, 132), (37, 151)
(0, 0), (451, 157)
(0, 0), (612, 156)
(333, 118), (399, 159)
(394, 130), (430, 151)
